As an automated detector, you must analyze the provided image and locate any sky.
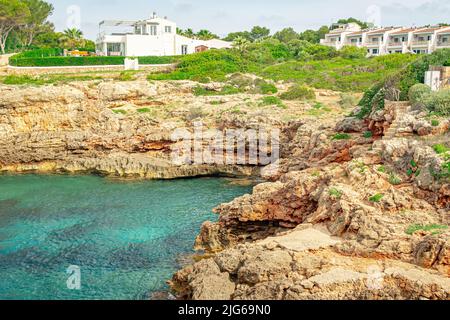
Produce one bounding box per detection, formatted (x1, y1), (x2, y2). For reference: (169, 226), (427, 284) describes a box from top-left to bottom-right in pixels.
(46, 0), (450, 40)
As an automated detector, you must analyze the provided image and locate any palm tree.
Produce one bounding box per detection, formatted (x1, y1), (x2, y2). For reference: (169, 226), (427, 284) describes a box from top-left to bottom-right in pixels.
(196, 29), (217, 40)
(63, 28), (83, 39)
(60, 28), (85, 50)
(233, 36), (250, 52)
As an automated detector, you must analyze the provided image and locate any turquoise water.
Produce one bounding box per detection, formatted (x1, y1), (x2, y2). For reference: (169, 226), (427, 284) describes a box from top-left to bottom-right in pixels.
(0, 174), (252, 300)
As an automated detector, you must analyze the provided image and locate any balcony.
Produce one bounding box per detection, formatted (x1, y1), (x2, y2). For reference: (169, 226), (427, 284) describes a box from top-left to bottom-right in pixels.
(411, 40), (430, 46)
(437, 41), (450, 47)
(387, 41), (405, 47)
(365, 40), (382, 46)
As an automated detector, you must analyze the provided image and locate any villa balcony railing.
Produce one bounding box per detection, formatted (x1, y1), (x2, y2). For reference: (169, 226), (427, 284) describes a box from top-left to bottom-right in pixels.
(437, 41), (450, 46)
(387, 41), (405, 47)
(345, 41), (363, 47)
(411, 40), (430, 46)
(364, 41), (382, 46)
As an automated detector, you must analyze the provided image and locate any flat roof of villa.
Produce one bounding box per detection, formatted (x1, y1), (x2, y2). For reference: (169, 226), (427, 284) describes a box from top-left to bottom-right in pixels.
(390, 28), (419, 35)
(347, 31), (365, 36)
(366, 28), (397, 35)
(413, 27), (443, 34)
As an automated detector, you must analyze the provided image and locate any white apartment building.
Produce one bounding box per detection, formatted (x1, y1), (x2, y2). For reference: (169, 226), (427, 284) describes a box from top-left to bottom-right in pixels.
(321, 23), (450, 56)
(96, 13), (232, 57)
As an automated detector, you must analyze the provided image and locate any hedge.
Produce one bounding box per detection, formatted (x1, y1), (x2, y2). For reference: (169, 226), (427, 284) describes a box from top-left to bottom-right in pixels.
(12, 48), (63, 59)
(9, 55), (178, 67)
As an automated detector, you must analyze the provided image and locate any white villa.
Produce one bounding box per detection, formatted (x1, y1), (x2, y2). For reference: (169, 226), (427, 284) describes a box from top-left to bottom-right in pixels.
(321, 23), (450, 56)
(96, 13), (232, 57)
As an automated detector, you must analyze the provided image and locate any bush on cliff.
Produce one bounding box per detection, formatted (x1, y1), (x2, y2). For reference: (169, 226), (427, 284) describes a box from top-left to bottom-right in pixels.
(423, 89), (450, 116)
(280, 84), (315, 100)
(408, 84), (432, 109)
(148, 50), (246, 82)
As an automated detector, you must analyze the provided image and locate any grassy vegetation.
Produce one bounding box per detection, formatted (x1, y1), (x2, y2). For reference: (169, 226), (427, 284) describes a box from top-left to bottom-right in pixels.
(329, 188), (343, 199)
(405, 224), (448, 235)
(148, 50), (246, 82)
(259, 96), (286, 109)
(260, 54), (416, 92)
(433, 144), (450, 154)
(389, 173), (402, 185)
(136, 108), (151, 113)
(331, 133), (351, 140)
(369, 193), (384, 203)
(112, 109), (127, 115)
(358, 49), (450, 119)
(280, 84), (315, 100)
(146, 43), (417, 92)
(363, 131), (373, 139)
(1, 74), (101, 85)
(117, 71), (137, 81)
(193, 85), (241, 96)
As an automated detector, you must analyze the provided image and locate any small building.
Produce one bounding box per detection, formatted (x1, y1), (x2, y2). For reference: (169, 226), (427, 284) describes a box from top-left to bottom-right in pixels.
(321, 23), (450, 56)
(195, 45), (209, 53)
(96, 13), (232, 57)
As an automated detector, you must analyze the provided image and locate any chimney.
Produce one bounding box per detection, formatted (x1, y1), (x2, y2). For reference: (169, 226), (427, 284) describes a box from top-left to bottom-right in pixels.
(164, 16), (167, 19)
(152, 12), (157, 18)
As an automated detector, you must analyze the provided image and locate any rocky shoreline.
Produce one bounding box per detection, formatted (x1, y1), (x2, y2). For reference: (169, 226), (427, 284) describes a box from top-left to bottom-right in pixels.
(0, 79), (448, 300)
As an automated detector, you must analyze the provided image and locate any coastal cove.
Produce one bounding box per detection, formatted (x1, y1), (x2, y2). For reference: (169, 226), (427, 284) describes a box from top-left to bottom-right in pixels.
(0, 174), (253, 300)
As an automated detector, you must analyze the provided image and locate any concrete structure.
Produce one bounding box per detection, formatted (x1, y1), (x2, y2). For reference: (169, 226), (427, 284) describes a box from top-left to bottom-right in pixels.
(96, 13), (232, 57)
(321, 24), (450, 56)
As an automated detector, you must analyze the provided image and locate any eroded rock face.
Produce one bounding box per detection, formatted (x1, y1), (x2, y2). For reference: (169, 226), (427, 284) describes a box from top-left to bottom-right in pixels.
(172, 98), (449, 300)
(0, 82), (278, 178)
(172, 229), (450, 300)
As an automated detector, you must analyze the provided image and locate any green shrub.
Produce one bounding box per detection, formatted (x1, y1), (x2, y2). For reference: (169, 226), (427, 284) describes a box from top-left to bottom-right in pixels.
(408, 83), (432, 108)
(137, 108), (151, 113)
(431, 119), (440, 127)
(363, 131), (373, 138)
(423, 88), (450, 116)
(259, 96), (286, 109)
(149, 50), (245, 82)
(433, 144), (450, 154)
(377, 165), (386, 173)
(255, 79), (278, 94)
(389, 174), (402, 185)
(369, 193), (384, 203)
(113, 109), (127, 115)
(280, 84), (315, 100)
(339, 46), (367, 59)
(10, 55), (176, 67)
(405, 224), (448, 235)
(356, 82), (384, 119)
(339, 93), (359, 109)
(193, 85), (240, 96)
(2, 75), (46, 85)
(118, 71), (136, 81)
(329, 188), (343, 199)
(331, 133), (351, 140)
(11, 48), (63, 59)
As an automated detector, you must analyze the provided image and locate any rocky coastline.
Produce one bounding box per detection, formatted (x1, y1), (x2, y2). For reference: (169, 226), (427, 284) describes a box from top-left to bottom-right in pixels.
(0, 79), (448, 300)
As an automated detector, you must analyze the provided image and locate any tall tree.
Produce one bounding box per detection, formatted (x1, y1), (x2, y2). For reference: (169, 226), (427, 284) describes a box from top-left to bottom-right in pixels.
(20, 0), (54, 47)
(273, 28), (299, 43)
(0, 0), (31, 53)
(196, 29), (218, 40)
(250, 26), (270, 41)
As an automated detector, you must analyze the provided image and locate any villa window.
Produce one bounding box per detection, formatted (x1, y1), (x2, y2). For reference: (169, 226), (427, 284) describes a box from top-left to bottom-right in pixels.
(165, 26), (172, 33)
(149, 25), (157, 36)
(443, 37), (448, 43)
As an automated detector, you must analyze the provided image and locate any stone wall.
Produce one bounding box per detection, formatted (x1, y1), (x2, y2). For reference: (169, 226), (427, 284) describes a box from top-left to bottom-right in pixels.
(6, 63), (176, 75)
(0, 54), (15, 67)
